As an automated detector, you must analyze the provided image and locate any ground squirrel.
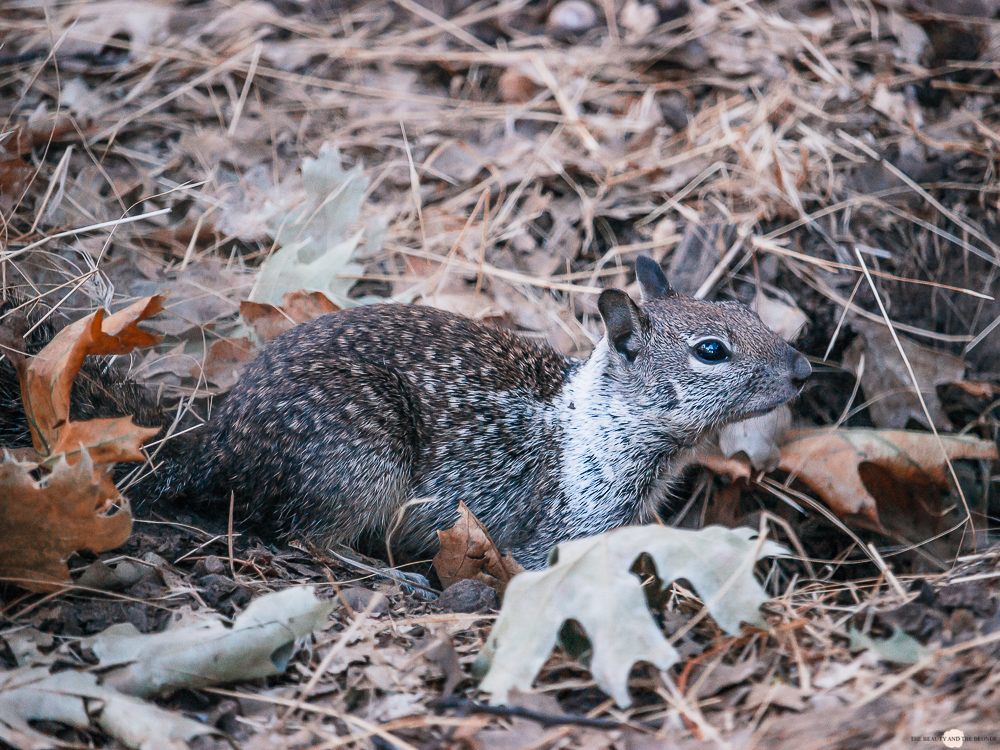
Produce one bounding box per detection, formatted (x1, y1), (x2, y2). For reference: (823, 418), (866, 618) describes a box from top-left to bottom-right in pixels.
(0, 257), (810, 569)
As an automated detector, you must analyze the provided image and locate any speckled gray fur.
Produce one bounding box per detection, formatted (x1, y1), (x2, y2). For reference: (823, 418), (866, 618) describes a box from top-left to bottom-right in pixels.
(0, 258), (810, 569)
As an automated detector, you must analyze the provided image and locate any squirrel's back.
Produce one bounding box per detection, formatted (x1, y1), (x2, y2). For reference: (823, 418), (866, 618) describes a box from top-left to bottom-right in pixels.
(201, 304), (575, 562)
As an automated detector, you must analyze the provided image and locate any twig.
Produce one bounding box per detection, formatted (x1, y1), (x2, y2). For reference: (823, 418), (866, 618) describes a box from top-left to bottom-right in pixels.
(433, 696), (655, 731)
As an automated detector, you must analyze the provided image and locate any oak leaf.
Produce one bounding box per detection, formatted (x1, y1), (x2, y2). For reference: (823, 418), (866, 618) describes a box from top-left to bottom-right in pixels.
(248, 143), (377, 308)
(476, 525), (786, 707)
(14, 296), (163, 464)
(0, 451), (131, 591)
(1, 295), (163, 591)
(697, 429), (999, 524)
(240, 290), (339, 344)
(434, 501), (523, 596)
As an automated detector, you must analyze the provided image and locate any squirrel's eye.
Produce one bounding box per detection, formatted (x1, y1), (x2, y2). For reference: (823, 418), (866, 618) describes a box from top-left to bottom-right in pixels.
(692, 339), (730, 364)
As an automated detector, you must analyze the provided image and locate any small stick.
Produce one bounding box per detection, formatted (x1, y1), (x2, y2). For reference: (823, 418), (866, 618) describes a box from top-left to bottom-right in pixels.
(433, 696), (649, 730)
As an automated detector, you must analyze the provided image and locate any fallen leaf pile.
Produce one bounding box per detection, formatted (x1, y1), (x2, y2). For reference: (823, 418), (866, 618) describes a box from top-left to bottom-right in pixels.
(0, 297), (163, 591)
(137, 145), (370, 392)
(476, 524), (787, 707)
(0, 586), (333, 750)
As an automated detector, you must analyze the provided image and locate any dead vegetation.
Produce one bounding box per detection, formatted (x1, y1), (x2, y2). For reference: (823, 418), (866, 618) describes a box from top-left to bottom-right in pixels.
(2, 0), (1000, 747)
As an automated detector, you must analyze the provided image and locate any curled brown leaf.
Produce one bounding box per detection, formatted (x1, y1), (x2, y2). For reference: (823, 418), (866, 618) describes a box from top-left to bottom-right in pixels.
(19, 296), (164, 462)
(434, 501), (523, 596)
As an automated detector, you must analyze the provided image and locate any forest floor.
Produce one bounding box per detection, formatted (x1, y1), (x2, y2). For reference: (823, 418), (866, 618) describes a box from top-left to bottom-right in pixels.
(2, 0), (1000, 748)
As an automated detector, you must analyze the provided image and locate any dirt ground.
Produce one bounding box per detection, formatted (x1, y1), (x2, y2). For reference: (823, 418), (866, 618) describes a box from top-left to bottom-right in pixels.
(2, 0), (1000, 747)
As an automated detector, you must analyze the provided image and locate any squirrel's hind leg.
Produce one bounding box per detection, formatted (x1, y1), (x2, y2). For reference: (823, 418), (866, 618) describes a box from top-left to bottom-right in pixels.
(205, 354), (423, 556)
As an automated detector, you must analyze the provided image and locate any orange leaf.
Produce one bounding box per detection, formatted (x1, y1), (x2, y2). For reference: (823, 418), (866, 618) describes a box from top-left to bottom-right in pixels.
(193, 336), (257, 390)
(47, 418), (161, 467)
(241, 290), (339, 344)
(20, 296), (164, 461)
(696, 429), (999, 525)
(434, 501), (524, 595)
(0, 450), (132, 592)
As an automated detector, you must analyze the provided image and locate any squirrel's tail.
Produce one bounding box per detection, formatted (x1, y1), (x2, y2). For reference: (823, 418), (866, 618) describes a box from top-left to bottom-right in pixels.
(0, 295), (207, 509)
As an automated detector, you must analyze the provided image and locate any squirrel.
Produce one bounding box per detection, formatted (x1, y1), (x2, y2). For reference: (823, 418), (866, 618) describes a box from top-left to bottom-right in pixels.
(0, 256), (811, 569)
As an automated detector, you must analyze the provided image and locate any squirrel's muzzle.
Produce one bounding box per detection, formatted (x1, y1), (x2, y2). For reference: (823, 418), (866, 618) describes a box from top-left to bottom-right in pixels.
(788, 350), (812, 384)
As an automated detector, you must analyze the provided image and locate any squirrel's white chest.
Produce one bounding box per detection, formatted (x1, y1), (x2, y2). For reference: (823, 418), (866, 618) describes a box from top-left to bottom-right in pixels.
(552, 348), (672, 533)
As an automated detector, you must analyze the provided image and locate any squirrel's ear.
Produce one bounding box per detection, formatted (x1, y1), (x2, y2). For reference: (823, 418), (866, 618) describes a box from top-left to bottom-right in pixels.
(635, 255), (675, 300)
(598, 289), (649, 361)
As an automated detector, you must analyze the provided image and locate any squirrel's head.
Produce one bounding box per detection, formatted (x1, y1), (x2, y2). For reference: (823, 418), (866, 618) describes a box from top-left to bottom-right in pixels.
(596, 255), (811, 436)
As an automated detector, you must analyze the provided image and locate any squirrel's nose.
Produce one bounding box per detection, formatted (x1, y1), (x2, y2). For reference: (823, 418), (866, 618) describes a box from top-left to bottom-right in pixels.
(789, 351), (812, 383)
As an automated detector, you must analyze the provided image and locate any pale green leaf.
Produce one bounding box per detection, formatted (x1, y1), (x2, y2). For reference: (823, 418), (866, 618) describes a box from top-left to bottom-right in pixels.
(85, 585), (335, 697)
(477, 525), (787, 707)
(848, 626), (930, 665)
(251, 143), (382, 307)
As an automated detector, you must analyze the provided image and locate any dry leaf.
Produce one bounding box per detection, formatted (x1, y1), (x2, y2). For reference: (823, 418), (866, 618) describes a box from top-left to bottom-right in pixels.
(0, 451), (132, 591)
(0, 666), (218, 750)
(692, 660), (758, 699)
(137, 342), (200, 383)
(0, 297), (165, 591)
(697, 429), (999, 524)
(249, 143), (378, 308)
(952, 380), (1000, 399)
(0, 157), (33, 204)
(136, 261), (252, 337)
(498, 68), (542, 103)
(434, 501), (523, 596)
(194, 336), (257, 390)
(85, 586), (334, 697)
(718, 406), (792, 472)
(477, 526), (787, 707)
(15, 296), (163, 463)
(843, 320), (966, 431)
(424, 636), (463, 698)
(744, 681), (807, 711)
(240, 290), (339, 344)
(752, 293), (808, 342)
